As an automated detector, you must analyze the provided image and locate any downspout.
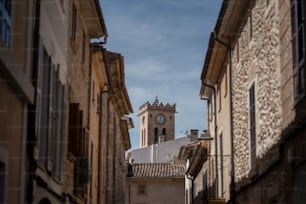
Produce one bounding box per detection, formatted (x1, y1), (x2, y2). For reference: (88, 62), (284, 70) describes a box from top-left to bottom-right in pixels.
(201, 83), (218, 197)
(228, 44), (236, 204)
(128, 183), (131, 204)
(214, 33), (236, 204)
(186, 174), (194, 204)
(98, 86), (109, 204)
(26, 0), (41, 203)
(96, 46), (111, 204)
(87, 45), (93, 130)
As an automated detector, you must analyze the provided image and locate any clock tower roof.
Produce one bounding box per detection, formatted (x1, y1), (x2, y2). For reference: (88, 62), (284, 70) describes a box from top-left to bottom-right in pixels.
(138, 97), (176, 116)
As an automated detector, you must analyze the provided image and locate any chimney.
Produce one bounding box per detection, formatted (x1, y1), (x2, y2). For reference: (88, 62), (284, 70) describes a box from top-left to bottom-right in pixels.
(190, 129), (199, 141)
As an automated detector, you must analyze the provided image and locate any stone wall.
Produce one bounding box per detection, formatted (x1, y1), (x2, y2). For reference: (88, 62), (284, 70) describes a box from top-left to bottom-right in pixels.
(231, 0), (283, 182)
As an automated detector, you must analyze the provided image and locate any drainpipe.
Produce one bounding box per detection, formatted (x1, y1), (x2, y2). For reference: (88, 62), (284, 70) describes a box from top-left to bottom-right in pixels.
(26, 0), (41, 203)
(98, 86), (108, 204)
(96, 46), (111, 204)
(213, 33), (236, 204)
(186, 174), (194, 204)
(228, 44), (236, 204)
(201, 83), (218, 198)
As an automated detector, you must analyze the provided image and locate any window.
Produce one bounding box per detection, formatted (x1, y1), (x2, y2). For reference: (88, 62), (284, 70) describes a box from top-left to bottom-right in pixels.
(141, 133), (143, 146)
(51, 64), (65, 180)
(224, 68), (228, 97)
(202, 172), (207, 191)
(137, 185), (147, 196)
(38, 48), (51, 167)
(249, 83), (256, 168)
(96, 93), (100, 113)
(291, 0), (306, 100)
(218, 82), (222, 112)
(292, 164), (306, 203)
(68, 103), (83, 156)
(0, 162), (5, 203)
(0, 0), (11, 47)
(37, 48), (65, 179)
(211, 94), (215, 117)
(237, 41), (240, 62)
(109, 111), (113, 127)
(89, 142), (94, 198)
(250, 11), (253, 40)
(219, 133), (224, 195)
(144, 129), (146, 146)
(154, 127), (158, 143)
(81, 31), (86, 63)
(71, 3), (77, 40)
(162, 128), (166, 136)
(92, 80), (95, 101)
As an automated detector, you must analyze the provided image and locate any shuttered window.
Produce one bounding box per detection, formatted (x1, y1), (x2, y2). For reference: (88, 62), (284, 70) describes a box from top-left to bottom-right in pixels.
(249, 83), (256, 168)
(71, 3), (77, 40)
(219, 133), (224, 195)
(0, 162), (5, 203)
(38, 48), (51, 167)
(291, 0), (306, 100)
(0, 0), (12, 47)
(154, 127), (158, 143)
(37, 48), (65, 179)
(68, 103), (82, 156)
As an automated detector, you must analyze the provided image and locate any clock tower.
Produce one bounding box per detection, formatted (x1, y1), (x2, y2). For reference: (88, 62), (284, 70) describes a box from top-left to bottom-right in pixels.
(138, 97), (176, 148)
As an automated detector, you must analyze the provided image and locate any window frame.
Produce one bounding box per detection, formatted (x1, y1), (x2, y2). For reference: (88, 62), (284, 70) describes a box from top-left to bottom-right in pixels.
(219, 132), (224, 195)
(248, 82), (257, 169)
(291, 0), (306, 101)
(71, 3), (77, 40)
(81, 30), (86, 63)
(0, 0), (12, 47)
(137, 184), (147, 196)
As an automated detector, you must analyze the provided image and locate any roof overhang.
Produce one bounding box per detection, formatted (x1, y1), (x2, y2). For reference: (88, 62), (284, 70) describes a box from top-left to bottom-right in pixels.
(79, 0), (108, 38)
(200, 0), (253, 97)
(91, 46), (110, 87)
(106, 51), (134, 116)
(120, 119), (131, 150)
(186, 145), (207, 177)
(179, 141), (208, 178)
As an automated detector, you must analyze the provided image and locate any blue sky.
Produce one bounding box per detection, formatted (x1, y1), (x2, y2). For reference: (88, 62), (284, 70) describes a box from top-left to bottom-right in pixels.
(101, 0), (222, 149)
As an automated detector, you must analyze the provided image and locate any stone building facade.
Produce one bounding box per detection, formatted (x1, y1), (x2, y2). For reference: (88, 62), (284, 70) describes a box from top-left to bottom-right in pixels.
(200, 0), (306, 203)
(0, 1), (35, 203)
(64, 0), (109, 202)
(138, 98), (176, 148)
(126, 162), (185, 204)
(101, 50), (134, 204)
(0, 0), (135, 203)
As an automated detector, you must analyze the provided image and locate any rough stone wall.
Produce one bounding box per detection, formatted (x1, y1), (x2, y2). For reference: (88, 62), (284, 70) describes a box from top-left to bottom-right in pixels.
(67, 0), (90, 122)
(231, 0), (283, 182)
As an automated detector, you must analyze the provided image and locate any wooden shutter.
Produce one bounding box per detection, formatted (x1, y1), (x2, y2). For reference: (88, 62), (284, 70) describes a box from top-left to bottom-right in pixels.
(38, 49), (51, 167)
(68, 103), (80, 156)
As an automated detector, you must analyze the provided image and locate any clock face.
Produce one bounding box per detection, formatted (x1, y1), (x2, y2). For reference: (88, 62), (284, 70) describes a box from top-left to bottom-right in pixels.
(155, 114), (165, 124)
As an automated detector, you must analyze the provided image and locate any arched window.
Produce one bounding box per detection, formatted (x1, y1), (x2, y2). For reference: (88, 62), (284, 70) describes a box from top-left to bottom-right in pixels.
(154, 128), (158, 143)
(162, 128), (166, 140)
(141, 129), (144, 146)
(162, 128), (166, 135)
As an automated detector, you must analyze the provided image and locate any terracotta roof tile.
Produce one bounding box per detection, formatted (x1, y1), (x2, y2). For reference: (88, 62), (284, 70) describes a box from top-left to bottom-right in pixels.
(131, 163), (185, 178)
